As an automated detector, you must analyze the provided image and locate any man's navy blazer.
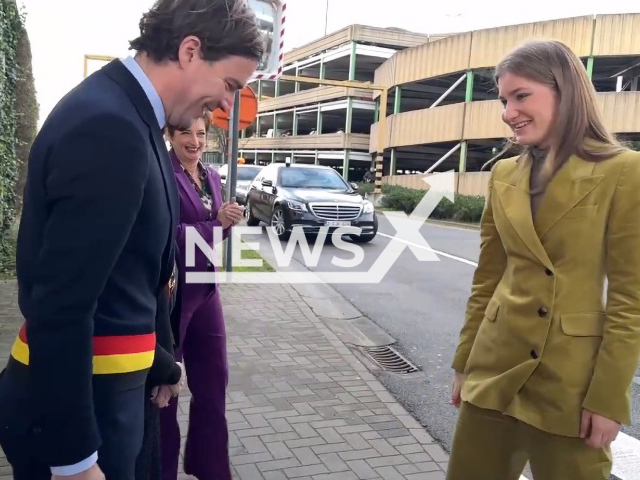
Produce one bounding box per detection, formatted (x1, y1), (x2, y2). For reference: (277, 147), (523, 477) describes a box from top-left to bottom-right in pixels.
(0, 59), (179, 467)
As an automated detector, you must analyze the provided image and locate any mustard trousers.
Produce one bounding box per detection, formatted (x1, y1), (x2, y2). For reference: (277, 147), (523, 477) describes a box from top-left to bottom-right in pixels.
(446, 402), (612, 480)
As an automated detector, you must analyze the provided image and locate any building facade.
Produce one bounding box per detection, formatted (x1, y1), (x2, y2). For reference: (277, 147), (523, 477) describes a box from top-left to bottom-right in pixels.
(369, 13), (640, 177)
(238, 25), (444, 181)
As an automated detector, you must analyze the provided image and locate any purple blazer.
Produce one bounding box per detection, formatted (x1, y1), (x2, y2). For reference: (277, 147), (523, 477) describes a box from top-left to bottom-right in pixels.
(171, 151), (230, 346)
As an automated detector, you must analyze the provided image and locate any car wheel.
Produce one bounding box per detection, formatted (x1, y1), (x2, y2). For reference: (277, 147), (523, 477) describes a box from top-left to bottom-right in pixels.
(245, 200), (260, 226)
(270, 206), (290, 241)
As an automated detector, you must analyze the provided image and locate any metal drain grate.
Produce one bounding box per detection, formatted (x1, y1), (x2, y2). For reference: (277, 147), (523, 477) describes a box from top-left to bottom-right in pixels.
(358, 345), (419, 374)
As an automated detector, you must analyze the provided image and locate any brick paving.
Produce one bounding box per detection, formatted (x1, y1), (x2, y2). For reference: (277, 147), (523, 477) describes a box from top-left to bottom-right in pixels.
(0, 279), (448, 479)
(0, 280), (21, 479)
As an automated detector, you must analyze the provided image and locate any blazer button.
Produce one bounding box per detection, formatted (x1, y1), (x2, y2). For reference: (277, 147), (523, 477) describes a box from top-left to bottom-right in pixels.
(530, 350), (539, 359)
(538, 307), (548, 317)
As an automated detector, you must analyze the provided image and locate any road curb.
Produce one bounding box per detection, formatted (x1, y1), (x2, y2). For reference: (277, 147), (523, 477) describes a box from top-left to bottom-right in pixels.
(426, 219), (480, 230)
(373, 210), (480, 231)
(290, 282), (398, 348)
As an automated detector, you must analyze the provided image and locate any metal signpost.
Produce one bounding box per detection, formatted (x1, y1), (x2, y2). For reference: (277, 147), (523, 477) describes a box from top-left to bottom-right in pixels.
(223, 0), (287, 272)
(224, 91), (241, 271)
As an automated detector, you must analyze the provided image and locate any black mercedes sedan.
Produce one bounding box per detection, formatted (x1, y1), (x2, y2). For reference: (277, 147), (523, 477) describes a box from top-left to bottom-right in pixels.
(244, 162), (378, 242)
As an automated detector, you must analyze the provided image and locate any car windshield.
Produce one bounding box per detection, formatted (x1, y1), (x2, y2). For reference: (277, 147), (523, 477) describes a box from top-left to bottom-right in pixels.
(280, 168), (348, 189)
(237, 166), (263, 181)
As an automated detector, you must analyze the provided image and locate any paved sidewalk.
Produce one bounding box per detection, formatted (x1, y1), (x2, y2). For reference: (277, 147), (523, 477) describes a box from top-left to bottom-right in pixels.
(0, 280), (21, 479)
(0, 280), (449, 479)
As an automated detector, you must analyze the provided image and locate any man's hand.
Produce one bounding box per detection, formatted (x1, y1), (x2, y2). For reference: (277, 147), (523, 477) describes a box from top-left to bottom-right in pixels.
(580, 409), (620, 449)
(52, 463), (105, 480)
(450, 372), (465, 408)
(151, 385), (172, 408)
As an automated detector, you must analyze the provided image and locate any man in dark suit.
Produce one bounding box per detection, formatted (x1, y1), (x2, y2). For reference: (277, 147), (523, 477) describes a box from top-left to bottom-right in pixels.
(0, 1), (263, 479)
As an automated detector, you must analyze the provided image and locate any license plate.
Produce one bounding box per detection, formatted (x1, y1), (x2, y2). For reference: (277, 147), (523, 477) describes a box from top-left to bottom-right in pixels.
(325, 221), (351, 227)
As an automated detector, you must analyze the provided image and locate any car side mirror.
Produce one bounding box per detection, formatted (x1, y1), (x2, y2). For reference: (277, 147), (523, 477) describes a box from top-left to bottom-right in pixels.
(262, 179), (273, 187)
(350, 182), (358, 190)
(220, 175), (227, 181)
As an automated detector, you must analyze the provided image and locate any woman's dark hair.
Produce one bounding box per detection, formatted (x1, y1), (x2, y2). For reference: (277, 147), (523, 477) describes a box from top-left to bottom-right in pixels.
(166, 112), (212, 138)
(129, 0), (264, 63)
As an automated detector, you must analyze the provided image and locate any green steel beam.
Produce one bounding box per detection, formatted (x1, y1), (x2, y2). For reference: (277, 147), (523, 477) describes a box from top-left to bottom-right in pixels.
(295, 66), (300, 93)
(257, 79), (263, 101)
(465, 70), (474, 103)
(394, 87), (401, 114)
(293, 110), (298, 136)
(320, 59), (326, 80)
(343, 150), (350, 180)
(349, 42), (357, 81)
(275, 79), (280, 97)
(317, 106), (323, 135)
(346, 98), (353, 134)
(587, 57), (594, 80)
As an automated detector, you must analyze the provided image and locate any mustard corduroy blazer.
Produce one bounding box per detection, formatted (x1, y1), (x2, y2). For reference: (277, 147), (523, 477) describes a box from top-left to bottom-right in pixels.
(452, 148), (640, 438)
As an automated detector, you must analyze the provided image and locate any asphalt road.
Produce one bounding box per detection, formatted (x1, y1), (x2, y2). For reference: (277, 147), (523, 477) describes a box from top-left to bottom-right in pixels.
(241, 215), (640, 478)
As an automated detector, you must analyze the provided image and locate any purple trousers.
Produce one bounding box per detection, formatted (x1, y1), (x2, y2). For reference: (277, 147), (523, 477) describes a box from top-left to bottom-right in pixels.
(159, 290), (230, 480)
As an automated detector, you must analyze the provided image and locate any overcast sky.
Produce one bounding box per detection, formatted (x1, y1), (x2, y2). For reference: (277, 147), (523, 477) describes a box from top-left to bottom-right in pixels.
(17, 0), (640, 126)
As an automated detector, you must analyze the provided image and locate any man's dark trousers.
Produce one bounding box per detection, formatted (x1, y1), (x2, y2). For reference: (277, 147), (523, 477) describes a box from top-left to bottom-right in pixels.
(0, 367), (145, 480)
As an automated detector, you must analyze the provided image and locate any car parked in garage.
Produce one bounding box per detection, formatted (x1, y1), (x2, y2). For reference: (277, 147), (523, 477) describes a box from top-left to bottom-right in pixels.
(218, 163), (264, 205)
(244, 163), (378, 242)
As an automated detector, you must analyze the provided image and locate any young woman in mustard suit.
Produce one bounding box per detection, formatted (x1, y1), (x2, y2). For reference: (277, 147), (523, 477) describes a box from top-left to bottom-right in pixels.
(448, 39), (640, 480)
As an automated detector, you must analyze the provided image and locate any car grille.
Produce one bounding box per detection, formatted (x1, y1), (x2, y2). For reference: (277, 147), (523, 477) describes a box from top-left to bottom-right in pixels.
(309, 203), (362, 220)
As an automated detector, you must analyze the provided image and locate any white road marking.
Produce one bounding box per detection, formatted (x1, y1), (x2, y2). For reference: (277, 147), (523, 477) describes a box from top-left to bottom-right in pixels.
(612, 433), (640, 479)
(377, 232), (479, 267)
(379, 228), (640, 479)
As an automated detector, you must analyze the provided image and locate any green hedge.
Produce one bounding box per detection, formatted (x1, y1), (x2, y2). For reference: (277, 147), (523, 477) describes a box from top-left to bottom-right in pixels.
(1, 0), (22, 273)
(356, 182), (486, 223)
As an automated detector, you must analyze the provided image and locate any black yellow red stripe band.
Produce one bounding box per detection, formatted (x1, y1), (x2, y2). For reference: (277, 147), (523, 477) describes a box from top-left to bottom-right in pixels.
(11, 323), (155, 375)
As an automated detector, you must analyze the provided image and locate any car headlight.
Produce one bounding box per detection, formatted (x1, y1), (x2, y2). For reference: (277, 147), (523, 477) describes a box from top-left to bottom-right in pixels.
(287, 200), (308, 212)
(363, 201), (374, 213)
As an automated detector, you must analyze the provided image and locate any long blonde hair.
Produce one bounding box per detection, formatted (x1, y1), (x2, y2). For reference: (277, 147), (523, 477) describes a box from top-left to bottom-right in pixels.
(483, 39), (625, 184)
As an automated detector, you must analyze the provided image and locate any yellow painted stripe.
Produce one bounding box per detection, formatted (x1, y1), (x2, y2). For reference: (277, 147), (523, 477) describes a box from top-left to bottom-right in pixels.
(11, 337), (154, 374)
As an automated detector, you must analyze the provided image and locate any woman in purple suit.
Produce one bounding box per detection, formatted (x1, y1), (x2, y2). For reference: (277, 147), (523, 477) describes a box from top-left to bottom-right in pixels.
(160, 113), (244, 480)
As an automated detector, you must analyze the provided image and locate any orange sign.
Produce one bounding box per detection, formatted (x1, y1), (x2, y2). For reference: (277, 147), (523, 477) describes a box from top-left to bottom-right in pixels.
(211, 86), (258, 131)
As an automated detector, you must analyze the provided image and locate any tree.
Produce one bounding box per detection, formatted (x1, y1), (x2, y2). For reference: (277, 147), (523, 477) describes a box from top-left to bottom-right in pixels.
(0, 0), (37, 274)
(12, 20), (39, 229)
